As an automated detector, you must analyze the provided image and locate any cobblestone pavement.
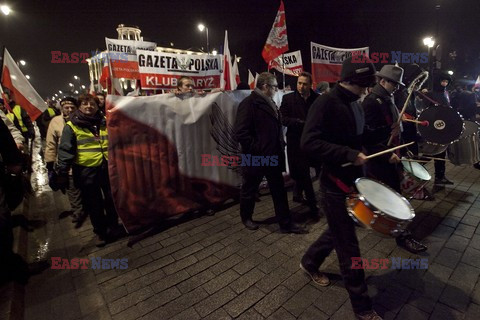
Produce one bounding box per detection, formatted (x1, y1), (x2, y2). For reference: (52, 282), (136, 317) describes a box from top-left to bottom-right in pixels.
(18, 161), (480, 320)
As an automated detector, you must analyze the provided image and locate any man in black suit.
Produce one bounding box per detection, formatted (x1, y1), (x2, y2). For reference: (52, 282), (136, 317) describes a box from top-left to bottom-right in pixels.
(234, 72), (306, 234)
(280, 72), (319, 217)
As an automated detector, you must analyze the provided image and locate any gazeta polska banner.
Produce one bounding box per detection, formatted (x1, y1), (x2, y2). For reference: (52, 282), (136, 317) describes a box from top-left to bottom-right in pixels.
(136, 50), (222, 90)
(270, 50), (303, 76)
(311, 42), (369, 83)
(105, 38), (157, 79)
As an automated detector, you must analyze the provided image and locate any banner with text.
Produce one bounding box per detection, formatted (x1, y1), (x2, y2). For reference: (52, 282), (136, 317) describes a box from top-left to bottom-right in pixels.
(311, 42), (369, 83)
(270, 50), (303, 76)
(136, 50), (222, 90)
(105, 38), (157, 79)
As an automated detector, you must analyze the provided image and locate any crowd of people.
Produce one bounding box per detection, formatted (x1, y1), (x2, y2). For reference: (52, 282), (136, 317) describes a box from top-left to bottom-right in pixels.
(1, 61), (480, 319)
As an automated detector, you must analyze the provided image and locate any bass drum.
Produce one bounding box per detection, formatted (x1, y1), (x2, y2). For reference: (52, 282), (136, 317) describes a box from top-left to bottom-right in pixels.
(447, 120), (480, 165)
(418, 140), (448, 156)
(417, 106), (464, 145)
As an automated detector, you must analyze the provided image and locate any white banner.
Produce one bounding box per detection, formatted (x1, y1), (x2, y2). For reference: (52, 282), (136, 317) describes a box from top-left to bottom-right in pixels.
(136, 50), (222, 90)
(104, 38), (157, 79)
(270, 50), (303, 76)
(311, 42), (369, 83)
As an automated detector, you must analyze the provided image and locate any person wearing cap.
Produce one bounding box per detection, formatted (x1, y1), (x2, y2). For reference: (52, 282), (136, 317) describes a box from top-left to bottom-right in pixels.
(362, 65), (428, 254)
(300, 56), (382, 320)
(424, 71), (454, 185)
(56, 94), (121, 247)
(45, 97), (86, 227)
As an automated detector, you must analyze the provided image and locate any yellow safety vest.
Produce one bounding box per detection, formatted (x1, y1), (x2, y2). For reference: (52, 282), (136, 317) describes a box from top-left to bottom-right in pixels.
(7, 105), (28, 133)
(47, 107), (57, 118)
(66, 121), (108, 167)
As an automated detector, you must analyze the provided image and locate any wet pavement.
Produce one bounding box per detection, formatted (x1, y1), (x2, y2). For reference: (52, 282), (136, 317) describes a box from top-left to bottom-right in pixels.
(3, 135), (480, 319)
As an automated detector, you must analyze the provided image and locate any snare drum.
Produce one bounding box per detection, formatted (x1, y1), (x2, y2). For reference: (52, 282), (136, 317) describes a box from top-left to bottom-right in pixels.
(346, 178), (415, 236)
(447, 120), (480, 165)
(400, 159), (431, 197)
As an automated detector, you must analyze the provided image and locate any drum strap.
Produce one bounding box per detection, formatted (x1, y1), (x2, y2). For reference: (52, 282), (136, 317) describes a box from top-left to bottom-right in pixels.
(327, 174), (354, 193)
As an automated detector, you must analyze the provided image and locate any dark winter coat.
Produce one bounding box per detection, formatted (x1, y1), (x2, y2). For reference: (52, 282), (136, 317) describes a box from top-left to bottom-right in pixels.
(301, 84), (364, 192)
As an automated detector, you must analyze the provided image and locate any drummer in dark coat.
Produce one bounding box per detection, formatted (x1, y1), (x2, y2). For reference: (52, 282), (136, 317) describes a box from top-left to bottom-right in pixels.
(300, 56), (383, 319)
(280, 72), (319, 217)
(234, 72), (306, 234)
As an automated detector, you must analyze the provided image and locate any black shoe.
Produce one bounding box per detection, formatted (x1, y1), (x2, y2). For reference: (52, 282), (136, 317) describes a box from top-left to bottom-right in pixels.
(434, 177), (453, 185)
(205, 209), (215, 216)
(474, 163), (480, 170)
(95, 235), (107, 247)
(293, 196), (307, 204)
(243, 219), (259, 230)
(396, 235), (427, 254)
(280, 223), (308, 234)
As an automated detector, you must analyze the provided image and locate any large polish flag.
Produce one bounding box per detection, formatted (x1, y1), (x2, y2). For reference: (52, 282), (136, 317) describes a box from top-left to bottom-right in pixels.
(262, 0), (289, 65)
(1, 48), (46, 120)
(221, 30), (233, 90)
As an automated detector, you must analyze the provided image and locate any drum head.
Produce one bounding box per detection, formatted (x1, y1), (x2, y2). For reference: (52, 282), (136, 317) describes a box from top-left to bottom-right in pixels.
(401, 159), (431, 181)
(355, 178), (414, 220)
(417, 106), (464, 144)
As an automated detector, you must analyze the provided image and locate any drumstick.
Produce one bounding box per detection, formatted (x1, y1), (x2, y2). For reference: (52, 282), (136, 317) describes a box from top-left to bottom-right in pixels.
(420, 156), (450, 162)
(341, 141), (414, 167)
(403, 118), (429, 126)
(401, 158), (430, 163)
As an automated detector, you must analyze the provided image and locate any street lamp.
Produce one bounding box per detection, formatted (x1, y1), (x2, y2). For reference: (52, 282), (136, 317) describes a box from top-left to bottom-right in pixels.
(197, 23), (209, 54)
(58, 90), (63, 94)
(211, 49), (217, 55)
(81, 85), (86, 89)
(74, 75), (79, 80)
(447, 70), (454, 75)
(68, 83), (74, 87)
(19, 60), (26, 66)
(423, 37), (435, 90)
(0, 4), (11, 15)
(25, 75), (30, 79)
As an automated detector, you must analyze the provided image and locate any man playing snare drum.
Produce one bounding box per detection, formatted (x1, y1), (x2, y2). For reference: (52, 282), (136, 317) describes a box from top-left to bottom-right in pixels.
(300, 56), (382, 320)
(362, 65), (427, 254)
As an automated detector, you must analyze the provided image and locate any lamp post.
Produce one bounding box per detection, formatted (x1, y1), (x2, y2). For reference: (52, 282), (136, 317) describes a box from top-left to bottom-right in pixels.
(198, 23), (209, 54)
(423, 37), (435, 90)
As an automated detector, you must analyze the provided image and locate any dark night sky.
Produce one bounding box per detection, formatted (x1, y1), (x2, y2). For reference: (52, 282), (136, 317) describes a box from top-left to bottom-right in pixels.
(1, 0), (479, 98)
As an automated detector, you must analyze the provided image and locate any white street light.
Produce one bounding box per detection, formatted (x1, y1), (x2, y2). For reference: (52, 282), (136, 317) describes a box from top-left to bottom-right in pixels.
(19, 60), (26, 66)
(59, 90), (63, 94)
(54, 93), (58, 97)
(423, 37), (435, 48)
(68, 83), (74, 87)
(448, 70), (454, 75)
(74, 75), (79, 80)
(197, 23), (210, 54)
(1, 5), (11, 15)
(25, 75), (30, 79)
(81, 85), (86, 89)
(74, 90), (79, 94)
(211, 49), (217, 55)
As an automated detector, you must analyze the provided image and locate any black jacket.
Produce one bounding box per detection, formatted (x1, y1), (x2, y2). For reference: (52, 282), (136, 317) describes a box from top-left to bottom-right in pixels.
(280, 89), (318, 141)
(301, 84), (364, 192)
(234, 90), (286, 172)
(362, 84), (399, 160)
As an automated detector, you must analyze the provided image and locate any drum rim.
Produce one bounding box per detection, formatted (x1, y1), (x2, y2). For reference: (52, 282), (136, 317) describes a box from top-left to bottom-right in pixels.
(354, 177), (415, 220)
(401, 158), (431, 181)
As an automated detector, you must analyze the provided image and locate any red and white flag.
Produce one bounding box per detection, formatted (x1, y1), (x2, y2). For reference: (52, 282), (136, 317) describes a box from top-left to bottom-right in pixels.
(254, 72), (259, 88)
(1, 48), (46, 120)
(231, 55), (240, 88)
(221, 30), (233, 90)
(262, 0), (289, 65)
(248, 69), (255, 89)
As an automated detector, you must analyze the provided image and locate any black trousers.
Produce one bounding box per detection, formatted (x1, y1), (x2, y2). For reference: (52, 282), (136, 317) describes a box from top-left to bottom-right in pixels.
(301, 186), (372, 314)
(240, 166), (291, 227)
(77, 166), (118, 237)
(292, 168), (317, 207)
(434, 151), (447, 179)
